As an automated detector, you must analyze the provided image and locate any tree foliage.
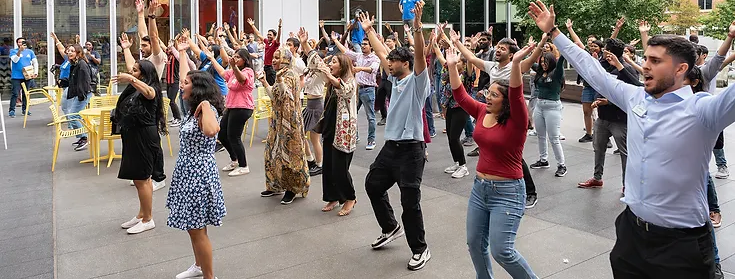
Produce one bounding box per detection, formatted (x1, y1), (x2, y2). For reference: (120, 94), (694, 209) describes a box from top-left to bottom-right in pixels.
(507, 0), (672, 44)
(668, 0), (702, 35)
(700, 0), (735, 40)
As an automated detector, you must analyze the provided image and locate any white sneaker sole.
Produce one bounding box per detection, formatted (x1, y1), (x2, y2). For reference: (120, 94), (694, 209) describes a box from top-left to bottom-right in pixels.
(444, 168), (459, 174)
(228, 169), (250, 176)
(407, 250), (431, 271)
(715, 174), (729, 179)
(452, 172), (469, 179)
(372, 230), (405, 249)
(127, 221), (155, 234)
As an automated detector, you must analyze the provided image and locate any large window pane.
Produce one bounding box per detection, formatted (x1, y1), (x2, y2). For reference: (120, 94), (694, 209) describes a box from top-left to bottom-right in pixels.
(319, 0), (345, 21)
(0, 1), (13, 98)
(87, 0), (111, 88)
(172, 0), (191, 35)
(24, 0), (48, 88)
(116, 0), (137, 88)
(198, 0), (216, 36)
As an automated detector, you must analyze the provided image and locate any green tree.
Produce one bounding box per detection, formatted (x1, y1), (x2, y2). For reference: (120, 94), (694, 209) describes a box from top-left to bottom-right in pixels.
(507, 0), (671, 44)
(700, 0), (735, 40)
(668, 0), (701, 35)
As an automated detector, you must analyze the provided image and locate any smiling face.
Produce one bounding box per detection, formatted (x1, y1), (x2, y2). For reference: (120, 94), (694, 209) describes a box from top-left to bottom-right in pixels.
(485, 83), (505, 114)
(267, 30), (275, 41)
(66, 46), (76, 60)
(85, 42), (93, 51)
(285, 41), (298, 56)
(272, 50), (283, 70)
(540, 57), (549, 72)
(588, 43), (600, 54)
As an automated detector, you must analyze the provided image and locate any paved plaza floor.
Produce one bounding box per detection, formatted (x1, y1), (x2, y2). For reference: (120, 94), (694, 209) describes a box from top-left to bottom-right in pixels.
(2, 97), (735, 279)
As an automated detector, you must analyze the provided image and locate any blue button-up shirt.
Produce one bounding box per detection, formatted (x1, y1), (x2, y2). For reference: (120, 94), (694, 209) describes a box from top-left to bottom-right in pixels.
(554, 34), (735, 229)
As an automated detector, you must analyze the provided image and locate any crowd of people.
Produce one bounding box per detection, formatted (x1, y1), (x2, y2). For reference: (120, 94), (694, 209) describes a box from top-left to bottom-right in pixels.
(8, 0), (735, 277)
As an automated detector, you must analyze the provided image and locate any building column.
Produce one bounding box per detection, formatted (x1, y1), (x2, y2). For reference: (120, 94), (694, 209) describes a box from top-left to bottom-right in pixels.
(13, 0), (21, 39)
(377, 0), (382, 36)
(436, 0), (440, 25)
(506, 1), (511, 38)
(47, 0), (55, 87)
(170, 0), (175, 40)
(192, 0), (199, 43)
(238, 0), (244, 36)
(460, 0), (465, 39)
(217, 0), (223, 28)
(484, 0), (489, 30)
(344, 0), (350, 24)
(110, 0), (118, 93)
(80, 0), (87, 44)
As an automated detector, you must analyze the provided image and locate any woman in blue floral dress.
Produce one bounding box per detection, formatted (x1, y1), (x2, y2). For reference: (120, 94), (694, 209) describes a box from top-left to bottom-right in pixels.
(166, 38), (226, 279)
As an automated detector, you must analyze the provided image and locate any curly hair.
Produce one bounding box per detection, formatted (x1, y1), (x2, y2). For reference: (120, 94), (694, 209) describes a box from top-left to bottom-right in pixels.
(491, 79), (512, 126)
(185, 71), (225, 116)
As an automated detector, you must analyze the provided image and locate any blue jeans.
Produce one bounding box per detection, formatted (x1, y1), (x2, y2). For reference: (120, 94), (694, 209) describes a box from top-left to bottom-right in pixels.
(68, 93), (93, 138)
(425, 96), (435, 135)
(10, 79), (29, 114)
(356, 86), (376, 142)
(534, 99), (566, 165)
(713, 148), (727, 167)
(467, 177), (537, 279)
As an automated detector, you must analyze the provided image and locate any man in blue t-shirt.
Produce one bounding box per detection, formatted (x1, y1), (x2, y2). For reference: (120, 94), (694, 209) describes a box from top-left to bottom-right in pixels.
(9, 37), (38, 118)
(348, 9), (366, 53)
(400, 0), (419, 26)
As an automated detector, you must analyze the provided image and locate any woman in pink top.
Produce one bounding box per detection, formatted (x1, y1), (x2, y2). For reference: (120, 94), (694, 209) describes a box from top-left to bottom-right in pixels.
(208, 48), (255, 177)
(446, 43), (538, 278)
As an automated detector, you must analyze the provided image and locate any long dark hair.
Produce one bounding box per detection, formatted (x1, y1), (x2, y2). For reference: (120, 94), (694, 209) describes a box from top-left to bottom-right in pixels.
(234, 48), (252, 70)
(491, 79), (512, 125)
(185, 71), (225, 116)
(119, 60), (167, 135)
(534, 52), (558, 83)
(687, 66), (704, 93)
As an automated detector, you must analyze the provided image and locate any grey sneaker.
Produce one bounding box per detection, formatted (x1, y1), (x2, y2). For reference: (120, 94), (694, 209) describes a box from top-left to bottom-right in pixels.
(715, 166), (729, 179)
(462, 137), (475, 146)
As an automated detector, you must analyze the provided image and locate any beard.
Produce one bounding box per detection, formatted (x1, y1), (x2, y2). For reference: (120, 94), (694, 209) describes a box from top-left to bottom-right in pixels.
(645, 74), (675, 97)
(478, 42), (489, 50)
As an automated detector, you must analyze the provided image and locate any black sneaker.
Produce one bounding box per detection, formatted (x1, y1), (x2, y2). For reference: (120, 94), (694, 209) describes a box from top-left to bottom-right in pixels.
(377, 118), (386, 126)
(578, 134), (593, 143)
(260, 190), (283, 197)
(525, 195), (538, 209)
(555, 165), (568, 177)
(307, 160), (317, 170)
(529, 160), (550, 169)
(467, 147), (479, 157)
(74, 139), (89, 151)
(71, 138), (83, 146)
(407, 248), (432, 271)
(280, 191), (297, 205)
(715, 263), (723, 279)
(215, 142), (225, 153)
(309, 165), (323, 176)
(371, 224), (405, 249)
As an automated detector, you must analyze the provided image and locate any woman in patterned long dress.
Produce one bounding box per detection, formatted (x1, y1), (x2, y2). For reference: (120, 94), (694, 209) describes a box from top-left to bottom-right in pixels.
(257, 47), (310, 205)
(166, 39), (226, 279)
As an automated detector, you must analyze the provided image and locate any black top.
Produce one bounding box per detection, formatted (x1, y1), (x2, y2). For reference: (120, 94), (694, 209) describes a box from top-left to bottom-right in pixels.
(321, 89), (339, 142)
(596, 59), (638, 123)
(115, 87), (158, 131)
(68, 59), (92, 100)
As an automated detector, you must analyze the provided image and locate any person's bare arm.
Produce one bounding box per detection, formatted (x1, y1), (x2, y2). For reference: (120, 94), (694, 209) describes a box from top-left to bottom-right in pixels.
(147, 0), (162, 55)
(433, 42), (446, 65)
(360, 13), (391, 74)
(610, 16), (624, 39)
(520, 33), (548, 73)
(331, 31), (350, 54)
(136, 0), (148, 39)
(721, 52), (735, 71)
(638, 20), (650, 52)
(120, 33), (136, 73)
(248, 18), (264, 40)
(412, 1), (427, 75)
(50, 33), (68, 59)
(275, 19), (283, 44)
(450, 29), (484, 71)
(405, 24), (415, 47)
(195, 101), (220, 137)
(224, 23), (240, 49)
(565, 19), (585, 49)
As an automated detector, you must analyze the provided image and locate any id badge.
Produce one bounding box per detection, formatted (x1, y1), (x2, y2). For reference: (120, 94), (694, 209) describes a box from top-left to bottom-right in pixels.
(632, 105), (646, 117)
(342, 113), (350, 121)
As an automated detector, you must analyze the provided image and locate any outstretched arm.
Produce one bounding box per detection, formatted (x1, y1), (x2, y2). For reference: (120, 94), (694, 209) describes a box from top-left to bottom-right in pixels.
(360, 12), (391, 72)
(446, 47), (483, 119)
(702, 21), (735, 83)
(412, 1), (427, 75)
(450, 29), (485, 71)
(565, 19), (586, 49)
(120, 33), (136, 73)
(638, 20), (650, 52)
(50, 33), (68, 59)
(248, 18), (263, 41)
(275, 19), (283, 44)
(147, 0), (162, 55)
(520, 34), (548, 73)
(610, 16), (624, 39)
(135, 0), (148, 39)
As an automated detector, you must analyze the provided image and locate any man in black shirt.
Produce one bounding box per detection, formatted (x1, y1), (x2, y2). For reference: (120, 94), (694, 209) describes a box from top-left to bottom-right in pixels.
(578, 38), (636, 190)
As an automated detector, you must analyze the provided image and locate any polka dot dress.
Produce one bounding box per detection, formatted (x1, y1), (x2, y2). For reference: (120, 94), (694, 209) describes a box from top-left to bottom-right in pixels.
(166, 107), (226, 230)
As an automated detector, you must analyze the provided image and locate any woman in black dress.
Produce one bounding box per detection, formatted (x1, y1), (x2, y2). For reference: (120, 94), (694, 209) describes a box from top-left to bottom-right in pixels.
(111, 60), (167, 234)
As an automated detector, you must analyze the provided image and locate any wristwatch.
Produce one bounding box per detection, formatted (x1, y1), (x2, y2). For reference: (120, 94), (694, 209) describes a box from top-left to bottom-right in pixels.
(148, 14), (156, 19)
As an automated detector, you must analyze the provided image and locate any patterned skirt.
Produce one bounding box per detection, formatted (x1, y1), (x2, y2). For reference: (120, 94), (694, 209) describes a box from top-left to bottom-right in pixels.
(302, 98), (324, 133)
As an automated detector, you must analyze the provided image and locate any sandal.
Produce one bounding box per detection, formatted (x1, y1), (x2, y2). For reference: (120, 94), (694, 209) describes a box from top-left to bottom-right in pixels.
(322, 201), (339, 212)
(338, 200), (357, 216)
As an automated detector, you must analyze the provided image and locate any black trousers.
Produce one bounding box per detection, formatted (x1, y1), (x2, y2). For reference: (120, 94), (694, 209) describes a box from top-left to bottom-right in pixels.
(445, 107), (468, 165)
(219, 108), (253, 167)
(322, 138), (355, 202)
(152, 132), (166, 183)
(264, 65), (276, 86)
(376, 78), (391, 120)
(522, 159), (536, 195)
(365, 140), (427, 254)
(166, 83), (182, 120)
(610, 207), (715, 279)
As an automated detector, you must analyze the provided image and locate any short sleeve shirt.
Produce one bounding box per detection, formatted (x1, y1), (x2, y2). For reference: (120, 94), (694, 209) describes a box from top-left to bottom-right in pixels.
(224, 68), (255, 109)
(142, 51), (168, 79)
(10, 49), (36, 79)
(384, 69), (432, 141)
(401, 0), (418, 20)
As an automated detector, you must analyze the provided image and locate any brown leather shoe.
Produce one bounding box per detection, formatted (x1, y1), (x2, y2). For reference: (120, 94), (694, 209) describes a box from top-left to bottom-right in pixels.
(578, 178), (603, 188)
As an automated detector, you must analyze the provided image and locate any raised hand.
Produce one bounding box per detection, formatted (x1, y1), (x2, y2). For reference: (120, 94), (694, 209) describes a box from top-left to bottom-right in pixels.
(247, 18), (255, 26)
(148, 0), (159, 16)
(319, 20), (325, 29)
(728, 21), (735, 38)
(384, 22), (393, 33)
(603, 50), (622, 68)
(470, 33), (481, 45)
(135, 0), (145, 14)
(487, 26), (493, 34)
(638, 20), (650, 33)
(513, 43), (536, 63)
(449, 29), (461, 43)
(527, 0), (556, 33)
(565, 19), (573, 29)
(120, 33), (132, 49)
(358, 11), (374, 31)
(528, 35), (536, 46)
(111, 73), (134, 84)
(615, 16), (625, 29)
(330, 31), (338, 41)
(445, 47), (460, 65)
(629, 39), (640, 46)
(202, 47), (214, 59)
(297, 27), (309, 43)
(181, 28), (190, 38)
(223, 22), (230, 31)
(413, 0), (425, 27)
(278, 18), (283, 27)
(50, 32), (58, 41)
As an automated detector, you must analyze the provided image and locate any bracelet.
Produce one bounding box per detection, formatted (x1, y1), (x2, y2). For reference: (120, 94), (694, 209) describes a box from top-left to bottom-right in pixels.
(411, 25), (423, 33)
(547, 26), (558, 35)
(148, 14), (156, 19)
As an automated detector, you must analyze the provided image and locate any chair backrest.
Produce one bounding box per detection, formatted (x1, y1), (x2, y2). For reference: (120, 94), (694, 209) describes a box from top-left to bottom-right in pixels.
(89, 95), (119, 109)
(106, 80), (113, 96)
(98, 109), (120, 140)
(48, 104), (63, 134)
(21, 83), (54, 103)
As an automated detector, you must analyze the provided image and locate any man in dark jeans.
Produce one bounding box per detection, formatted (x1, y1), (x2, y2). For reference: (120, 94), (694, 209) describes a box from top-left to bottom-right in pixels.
(249, 17), (281, 85)
(9, 37), (37, 118)
(361, 4), (432, 271)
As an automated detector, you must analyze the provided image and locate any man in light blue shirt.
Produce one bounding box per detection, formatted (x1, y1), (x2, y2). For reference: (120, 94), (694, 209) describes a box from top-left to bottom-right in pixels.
(529, 2), (728, 277)
(9, 37), (38, 118)
(361, 3), (433, 271)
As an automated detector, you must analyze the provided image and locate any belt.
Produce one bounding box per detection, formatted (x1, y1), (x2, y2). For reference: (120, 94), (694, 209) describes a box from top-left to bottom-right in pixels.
(385, 140), (423, 146)
(626, 207), (709, 235)
(359, 85), (376, 89)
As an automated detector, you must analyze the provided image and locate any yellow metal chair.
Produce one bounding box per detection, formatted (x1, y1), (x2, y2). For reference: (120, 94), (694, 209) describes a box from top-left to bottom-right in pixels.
(249, 87), (272, 147)
(88, 95), (119, 109)
(48, 105), (95, 172)
(96, 109), (122, 174)
(162, 97), (174, 157)
(21, 83), (54, 128)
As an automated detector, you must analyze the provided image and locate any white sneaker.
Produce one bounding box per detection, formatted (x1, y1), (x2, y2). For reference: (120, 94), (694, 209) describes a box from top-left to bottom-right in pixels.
(126, 219), (155, 234)
(121, 216), (142, 229)
(152, 180), (166, 192)
(715, 166), (729, 179)
(407, 248), (431, 271)
(559, 134), (566, 140)
(129, 180), (135, 186)
(170, 119), (181, 127)
(528, 130), (537, 136)
(451, 165), (469, 179)
(228, 166), (250, 176)
(222, 161), (238, 172)
(444, 162), (460, 174)
(176, 264), (203, 279)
